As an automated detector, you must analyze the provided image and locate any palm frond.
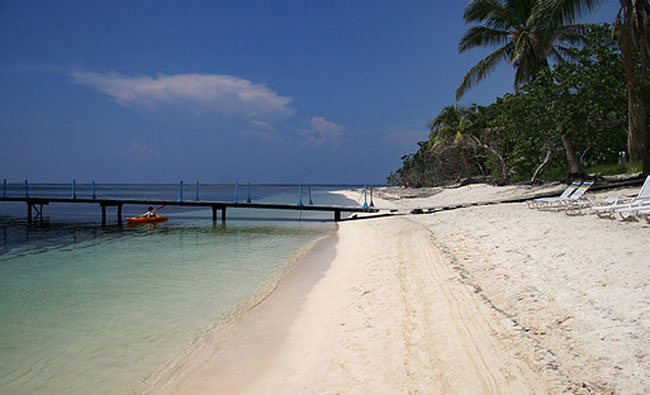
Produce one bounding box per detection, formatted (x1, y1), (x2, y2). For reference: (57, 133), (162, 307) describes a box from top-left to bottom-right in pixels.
(458, 0), (604, 99)
(456, 44), (514, 100)
(539, 0), (609, 26)
(463, 0), (505, 23)
(427, 105), (482, 155)
(510, 0), (540, 26)
(555, 23), (591, 45)
(464, 0), (521, 30)
(549, 46), (569, 64)
(459, 26), (510, 53)
(429, 105), (461, 130)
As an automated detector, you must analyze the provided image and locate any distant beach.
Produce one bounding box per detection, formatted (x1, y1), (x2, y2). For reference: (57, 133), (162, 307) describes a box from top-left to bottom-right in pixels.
(171, 183), (650, 394)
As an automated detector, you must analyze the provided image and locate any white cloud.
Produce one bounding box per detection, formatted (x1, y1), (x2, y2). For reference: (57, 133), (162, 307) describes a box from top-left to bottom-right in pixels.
(250, 120), (275, 132)
(302, 116), (344, 146)
(243, 120), (277, 139)
(70, 70), (295, 120)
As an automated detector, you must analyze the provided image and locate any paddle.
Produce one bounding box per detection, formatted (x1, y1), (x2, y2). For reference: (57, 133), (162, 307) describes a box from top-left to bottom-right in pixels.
(139, 205), (166, 217)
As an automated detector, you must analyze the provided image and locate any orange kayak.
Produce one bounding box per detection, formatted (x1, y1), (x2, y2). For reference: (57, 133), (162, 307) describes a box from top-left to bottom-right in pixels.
(126, 216), (168, 225)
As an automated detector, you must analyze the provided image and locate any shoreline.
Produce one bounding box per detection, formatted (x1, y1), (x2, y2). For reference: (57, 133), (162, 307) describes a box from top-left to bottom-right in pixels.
(161, 229), (339, 394)
(173, 215), (553, 393)
(170, 184), (650, 393)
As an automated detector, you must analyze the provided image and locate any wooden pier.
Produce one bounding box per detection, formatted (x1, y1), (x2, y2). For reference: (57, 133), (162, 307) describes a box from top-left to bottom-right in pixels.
(0, 196), (377, 225)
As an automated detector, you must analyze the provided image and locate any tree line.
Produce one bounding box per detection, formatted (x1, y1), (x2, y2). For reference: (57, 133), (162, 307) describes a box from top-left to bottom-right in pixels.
(388, 0), (649, 187)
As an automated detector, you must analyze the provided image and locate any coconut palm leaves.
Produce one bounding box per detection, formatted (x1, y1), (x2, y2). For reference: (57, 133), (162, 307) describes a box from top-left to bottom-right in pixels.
(429, 104), (512, 180)
(427, 105), (479, 178)
(457, 0), (586, 100)
(539, 0), (606, 24)
(428, 105), (479, 153)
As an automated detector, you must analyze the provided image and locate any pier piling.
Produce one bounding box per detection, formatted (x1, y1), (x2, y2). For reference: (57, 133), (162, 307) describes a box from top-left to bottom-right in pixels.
(2, 184), (378, 226)
(362, 185), (369, 209)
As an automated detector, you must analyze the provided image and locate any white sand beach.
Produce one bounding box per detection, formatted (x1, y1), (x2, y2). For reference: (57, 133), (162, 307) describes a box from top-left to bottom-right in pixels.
(172, 183), (650, 394)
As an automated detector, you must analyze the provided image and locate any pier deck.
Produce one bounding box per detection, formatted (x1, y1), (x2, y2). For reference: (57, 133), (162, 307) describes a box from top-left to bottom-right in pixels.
(0, 196), (378, 225)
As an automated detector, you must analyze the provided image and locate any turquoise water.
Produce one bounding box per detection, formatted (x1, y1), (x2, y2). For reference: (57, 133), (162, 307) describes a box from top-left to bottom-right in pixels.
(0, 185), (355, 394)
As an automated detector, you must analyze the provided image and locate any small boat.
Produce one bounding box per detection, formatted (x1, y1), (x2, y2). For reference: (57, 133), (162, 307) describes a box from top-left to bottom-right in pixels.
(126, 215), (168, 225)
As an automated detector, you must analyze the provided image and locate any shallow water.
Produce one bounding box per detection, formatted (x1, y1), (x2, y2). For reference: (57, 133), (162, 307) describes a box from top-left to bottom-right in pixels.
(0, 184), (355, 394)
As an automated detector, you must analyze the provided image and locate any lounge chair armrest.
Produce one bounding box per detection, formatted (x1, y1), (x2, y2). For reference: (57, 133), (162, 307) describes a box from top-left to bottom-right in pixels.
(631, 197), (650, 206)
(592, 196), (619, 207)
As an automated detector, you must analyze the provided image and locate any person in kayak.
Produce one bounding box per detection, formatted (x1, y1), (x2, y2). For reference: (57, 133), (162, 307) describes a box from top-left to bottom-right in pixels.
(142, 206), (158, 218)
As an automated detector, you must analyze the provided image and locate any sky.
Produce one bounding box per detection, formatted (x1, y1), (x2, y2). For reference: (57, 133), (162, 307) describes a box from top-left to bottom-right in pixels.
(0, 0), (621, 184)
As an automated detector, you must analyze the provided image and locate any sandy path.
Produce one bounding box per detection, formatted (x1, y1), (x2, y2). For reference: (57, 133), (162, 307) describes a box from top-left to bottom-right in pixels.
(377, 183), (650, 394)
(408, 202), (650, 394)
(175, 215), (554, 394)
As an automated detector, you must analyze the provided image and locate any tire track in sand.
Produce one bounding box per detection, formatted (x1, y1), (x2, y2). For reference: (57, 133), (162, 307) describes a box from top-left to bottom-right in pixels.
(395, 217), (552, 394)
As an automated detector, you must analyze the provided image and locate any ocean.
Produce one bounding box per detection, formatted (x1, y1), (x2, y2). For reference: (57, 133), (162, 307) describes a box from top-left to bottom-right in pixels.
(0, 183), (361, 394)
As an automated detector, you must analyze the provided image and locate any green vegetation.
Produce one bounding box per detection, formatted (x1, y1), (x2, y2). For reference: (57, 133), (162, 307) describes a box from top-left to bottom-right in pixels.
(389, 0), (650, 186)
(585, 161), (642, 176)
(457, 0), (586, 100)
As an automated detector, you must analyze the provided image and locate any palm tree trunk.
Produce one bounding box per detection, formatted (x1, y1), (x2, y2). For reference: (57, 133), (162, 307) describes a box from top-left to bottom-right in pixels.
(619, 0), (650, 176)
(560, 127), (585, 178)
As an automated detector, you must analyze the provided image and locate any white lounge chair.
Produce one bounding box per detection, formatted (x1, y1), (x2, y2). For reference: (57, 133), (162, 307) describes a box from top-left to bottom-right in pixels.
(548, 180), (594, 211)
(527, 181), (581, 209)
(636, 208), (650, 223)
(610, 198), (650, 220)
(590, 175), (650, 219)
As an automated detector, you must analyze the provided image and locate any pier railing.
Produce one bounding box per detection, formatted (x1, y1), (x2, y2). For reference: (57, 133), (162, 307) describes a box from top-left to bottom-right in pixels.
(0, 180), (379, 225)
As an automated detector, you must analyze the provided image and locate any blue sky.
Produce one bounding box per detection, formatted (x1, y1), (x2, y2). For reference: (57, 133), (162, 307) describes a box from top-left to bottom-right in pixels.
(0, 1), (620, 184)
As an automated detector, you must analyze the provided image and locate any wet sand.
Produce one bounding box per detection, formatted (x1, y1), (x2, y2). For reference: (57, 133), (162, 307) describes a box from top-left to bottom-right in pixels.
(165, 234), (337, 394)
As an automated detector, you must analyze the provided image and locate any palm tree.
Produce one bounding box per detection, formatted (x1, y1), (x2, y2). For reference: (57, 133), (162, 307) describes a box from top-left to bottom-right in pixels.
(428, 105), (509, 180)
(428, 105), (478, 178)
(457, 0), (586, 100)
(545, 0), (650, 175)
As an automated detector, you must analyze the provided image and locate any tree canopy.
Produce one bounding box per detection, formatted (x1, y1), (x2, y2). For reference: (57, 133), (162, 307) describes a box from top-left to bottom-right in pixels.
(457, 0), (587, 100)
(389, 24), (630, 186)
